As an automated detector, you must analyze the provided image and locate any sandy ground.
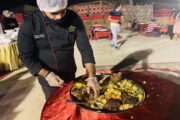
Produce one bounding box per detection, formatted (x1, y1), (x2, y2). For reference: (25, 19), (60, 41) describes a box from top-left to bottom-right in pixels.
(0, 30), (180, 120)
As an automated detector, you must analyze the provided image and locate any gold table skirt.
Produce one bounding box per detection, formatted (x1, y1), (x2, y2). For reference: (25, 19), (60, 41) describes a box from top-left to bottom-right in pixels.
(0, 41), (22, 71)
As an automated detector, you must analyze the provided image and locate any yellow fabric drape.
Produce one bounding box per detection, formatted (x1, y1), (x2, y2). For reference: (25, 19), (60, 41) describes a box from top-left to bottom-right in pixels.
(0, 41), (22, 71)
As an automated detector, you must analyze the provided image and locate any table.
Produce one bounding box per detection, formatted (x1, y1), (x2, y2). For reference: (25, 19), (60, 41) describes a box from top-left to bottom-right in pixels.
(41, 71), (180, 120)
(91, 25), (112, 40)
(0, 41), (22, 71)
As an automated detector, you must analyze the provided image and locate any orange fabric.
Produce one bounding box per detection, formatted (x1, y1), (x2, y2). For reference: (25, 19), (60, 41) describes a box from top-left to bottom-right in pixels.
(160, 27), (168, 33)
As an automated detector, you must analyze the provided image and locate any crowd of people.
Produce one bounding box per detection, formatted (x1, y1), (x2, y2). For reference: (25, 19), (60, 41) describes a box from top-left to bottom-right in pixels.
(108, 4), (180, 49)
(141, 8), (180, 40)
(114, 7), (180, 41)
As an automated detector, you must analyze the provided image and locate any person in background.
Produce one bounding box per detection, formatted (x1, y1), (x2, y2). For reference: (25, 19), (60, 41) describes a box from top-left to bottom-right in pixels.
(127, 20), (132, 30)
(0, 23), (4, 34)
(108, 3), (124, 49)
(131, 19), (138, 31)
(2, 10), (18, 30)
(173, 12), (180, 41)
(145, 18), (159, 36)
(167, 9), (176, 39)
(18, 0), (100, 99)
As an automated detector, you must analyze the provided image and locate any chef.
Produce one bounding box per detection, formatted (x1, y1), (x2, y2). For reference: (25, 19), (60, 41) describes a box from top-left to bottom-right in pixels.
(18, 0), (99, 99)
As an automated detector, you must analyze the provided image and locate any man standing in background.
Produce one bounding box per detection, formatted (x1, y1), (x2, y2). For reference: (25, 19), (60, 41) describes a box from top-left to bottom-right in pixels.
(2, 10), (18, 30)
(109, 3), (124, 49)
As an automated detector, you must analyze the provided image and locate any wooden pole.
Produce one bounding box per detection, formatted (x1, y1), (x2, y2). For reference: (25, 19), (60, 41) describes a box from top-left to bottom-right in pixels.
(100, 0), (102, 15)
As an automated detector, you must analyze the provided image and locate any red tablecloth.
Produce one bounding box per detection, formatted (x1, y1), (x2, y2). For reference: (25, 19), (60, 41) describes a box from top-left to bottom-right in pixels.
(91, 25), (112, 40)
(41, 72), (180, 120)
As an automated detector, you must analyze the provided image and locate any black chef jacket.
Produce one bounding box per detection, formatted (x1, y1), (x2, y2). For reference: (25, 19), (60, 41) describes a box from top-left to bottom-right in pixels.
(18, 9), (95, 82)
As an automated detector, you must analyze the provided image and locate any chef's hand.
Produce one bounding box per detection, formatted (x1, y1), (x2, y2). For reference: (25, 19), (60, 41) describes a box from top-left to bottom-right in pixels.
(45, 72), (64, 87)
(86, 77), (100, 98)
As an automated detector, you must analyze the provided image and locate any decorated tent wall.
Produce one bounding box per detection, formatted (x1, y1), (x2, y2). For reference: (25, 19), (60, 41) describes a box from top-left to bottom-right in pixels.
(124, 5), (153, 22)
(152, 2), (178, 17)
(0, 0), (175, 24)
(0, 0), (98, 13)
(69, 1), (113, 16)
(68, 1), (113, 20)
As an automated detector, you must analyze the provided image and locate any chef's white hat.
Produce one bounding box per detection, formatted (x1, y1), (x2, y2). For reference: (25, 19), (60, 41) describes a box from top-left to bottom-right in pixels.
(36, 0), (68, 13)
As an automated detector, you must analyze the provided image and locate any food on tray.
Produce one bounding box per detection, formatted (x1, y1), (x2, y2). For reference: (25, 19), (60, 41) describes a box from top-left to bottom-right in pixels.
(71, 72), (145, 111)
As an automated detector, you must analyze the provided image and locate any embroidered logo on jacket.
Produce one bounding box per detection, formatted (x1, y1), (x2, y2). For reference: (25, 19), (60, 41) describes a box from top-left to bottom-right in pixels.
(34, 34), (45, 39)
(68, 25), (76, 32)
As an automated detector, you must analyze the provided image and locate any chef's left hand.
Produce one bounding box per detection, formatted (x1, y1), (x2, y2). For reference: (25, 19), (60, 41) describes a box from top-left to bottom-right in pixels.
(86, 77), (100, 98)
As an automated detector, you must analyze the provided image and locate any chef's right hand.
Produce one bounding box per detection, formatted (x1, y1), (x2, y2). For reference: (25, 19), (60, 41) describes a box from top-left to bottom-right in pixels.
(45, 72), (64, 87)
(86, 77), (100, 98)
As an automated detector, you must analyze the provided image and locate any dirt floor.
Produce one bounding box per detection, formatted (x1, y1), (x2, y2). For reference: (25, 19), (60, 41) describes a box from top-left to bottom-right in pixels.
(0, 30), (180, 120)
